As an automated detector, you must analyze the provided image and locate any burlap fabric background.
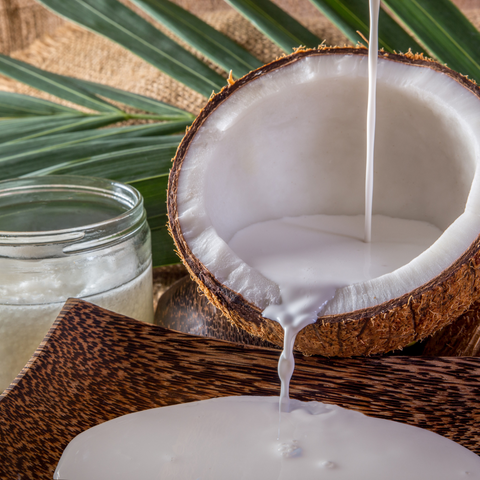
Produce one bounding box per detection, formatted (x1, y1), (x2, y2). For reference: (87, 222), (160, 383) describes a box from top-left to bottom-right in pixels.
(0, 0), (351, 115)
(1, 0), (478, 116)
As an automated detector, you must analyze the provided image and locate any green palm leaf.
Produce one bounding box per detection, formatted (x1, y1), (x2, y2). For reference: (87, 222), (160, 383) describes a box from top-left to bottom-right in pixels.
(225, 0), (322, 52)
(384, 0), (480, 81)
(37, 0), (226, 97)
(0, 54), (120, 113)
(69, 77), (194, 119)
(0, 136), (182, 180)
(0, 92), (79, 117)
(307, 0), (425, 53)
(0, 114), (125, 144)
(0, 121), (188, 162)
(130, 177), (178, 265)
(30, 143), (178, 182)
(130, 0), (263, 78)
(131, 175), (168, 219)
(149, 213), (178, 265)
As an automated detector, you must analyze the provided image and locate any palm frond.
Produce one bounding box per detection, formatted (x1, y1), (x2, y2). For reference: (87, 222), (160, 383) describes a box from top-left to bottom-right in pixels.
(384, 0), (480, 81)
(1, 0), (479, 266)
(68, 77), (194, 119)
(226, 0), (323, 52)
(130, 0), (263, 78)
(308, 0), (425, 53)
(0, 53), (120, 112)
(36, 0), (226, 96)
(1, 114), (125, 144)
(0, 91), (79, 117)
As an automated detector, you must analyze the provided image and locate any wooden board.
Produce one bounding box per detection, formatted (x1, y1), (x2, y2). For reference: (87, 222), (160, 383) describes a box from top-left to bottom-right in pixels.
(0, 299), (479, 479)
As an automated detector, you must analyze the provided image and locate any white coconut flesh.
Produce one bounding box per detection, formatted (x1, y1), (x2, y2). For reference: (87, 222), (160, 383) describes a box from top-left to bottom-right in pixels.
(177, 54), (480, 321)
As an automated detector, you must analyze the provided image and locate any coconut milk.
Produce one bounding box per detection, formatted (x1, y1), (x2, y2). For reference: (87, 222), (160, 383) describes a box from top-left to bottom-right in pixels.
(365, 0), (380, 242)
(55, 396), (480, 479)
(228, 214), (442, 405)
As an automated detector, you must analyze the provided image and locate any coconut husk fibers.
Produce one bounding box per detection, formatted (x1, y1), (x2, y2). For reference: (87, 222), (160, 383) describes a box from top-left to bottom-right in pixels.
(168, 47), (480, 357)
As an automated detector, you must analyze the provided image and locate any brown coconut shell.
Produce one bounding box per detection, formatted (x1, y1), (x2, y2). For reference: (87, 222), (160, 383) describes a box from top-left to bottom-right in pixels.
(168, 47), (480, 357)
(422, 299), (480, 356)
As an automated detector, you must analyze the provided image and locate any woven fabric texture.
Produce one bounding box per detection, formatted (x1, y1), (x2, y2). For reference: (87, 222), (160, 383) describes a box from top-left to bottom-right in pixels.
(0, 0), (365, 113)
(1, 0), (479, 113)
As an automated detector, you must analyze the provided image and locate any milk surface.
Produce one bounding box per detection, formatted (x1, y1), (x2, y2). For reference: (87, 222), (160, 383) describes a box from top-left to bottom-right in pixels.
(54, 396), (480, 480)
(229, 214), (441, 328)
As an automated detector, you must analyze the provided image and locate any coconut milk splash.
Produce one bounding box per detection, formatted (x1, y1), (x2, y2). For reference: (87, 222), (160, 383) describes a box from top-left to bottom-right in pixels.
(228, 214), (442, 407)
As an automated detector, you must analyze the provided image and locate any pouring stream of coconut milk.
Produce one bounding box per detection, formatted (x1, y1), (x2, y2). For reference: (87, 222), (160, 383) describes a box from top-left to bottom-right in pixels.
(365, 0), (380, 244)
(228, 0), (443, 412)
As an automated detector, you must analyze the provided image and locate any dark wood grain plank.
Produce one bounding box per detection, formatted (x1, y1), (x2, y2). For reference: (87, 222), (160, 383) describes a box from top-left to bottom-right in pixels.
(0, 299), (479, 479)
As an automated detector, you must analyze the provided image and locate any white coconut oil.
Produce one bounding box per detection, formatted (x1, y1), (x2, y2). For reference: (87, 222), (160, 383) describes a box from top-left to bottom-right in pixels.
(0, 176), (153, 393)
(0, 265), (153, 393)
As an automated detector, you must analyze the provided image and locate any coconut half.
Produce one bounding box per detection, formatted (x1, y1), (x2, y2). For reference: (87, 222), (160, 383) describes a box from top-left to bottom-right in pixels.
(168, 47), (480, 356)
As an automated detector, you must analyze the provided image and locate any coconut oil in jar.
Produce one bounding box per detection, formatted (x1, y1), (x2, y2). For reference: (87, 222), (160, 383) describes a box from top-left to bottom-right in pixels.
(0, 176), (154, 393)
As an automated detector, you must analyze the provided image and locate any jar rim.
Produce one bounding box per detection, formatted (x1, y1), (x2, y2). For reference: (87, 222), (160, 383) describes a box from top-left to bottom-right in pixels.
(0, 175), (145, 251)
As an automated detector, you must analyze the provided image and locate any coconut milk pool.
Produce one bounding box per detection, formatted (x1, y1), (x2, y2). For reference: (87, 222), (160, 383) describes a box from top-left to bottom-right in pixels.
(55, 396), (480, 480)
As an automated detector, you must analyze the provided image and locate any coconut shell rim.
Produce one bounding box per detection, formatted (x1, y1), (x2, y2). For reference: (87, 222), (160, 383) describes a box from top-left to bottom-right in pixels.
(167, 46), (480, 354)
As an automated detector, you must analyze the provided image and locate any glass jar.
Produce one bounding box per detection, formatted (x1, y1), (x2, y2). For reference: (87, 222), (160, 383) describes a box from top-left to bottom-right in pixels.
(0, 176), (153, 392)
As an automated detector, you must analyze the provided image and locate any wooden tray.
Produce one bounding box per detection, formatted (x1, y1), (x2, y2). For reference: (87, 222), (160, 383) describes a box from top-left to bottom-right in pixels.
(1, 299), (479, 479)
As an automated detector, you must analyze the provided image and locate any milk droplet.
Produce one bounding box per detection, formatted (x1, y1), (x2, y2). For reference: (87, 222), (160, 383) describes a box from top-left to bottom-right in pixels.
(320, 460), (337, 469)
(278, 440), (302, 458)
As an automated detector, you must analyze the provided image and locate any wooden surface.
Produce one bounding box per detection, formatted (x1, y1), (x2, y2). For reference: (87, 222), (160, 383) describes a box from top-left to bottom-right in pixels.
(0, 300), (479, 479)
